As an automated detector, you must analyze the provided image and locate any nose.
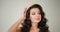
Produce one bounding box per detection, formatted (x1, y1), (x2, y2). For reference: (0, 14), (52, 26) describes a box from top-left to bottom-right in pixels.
(36, 14), (40, 17)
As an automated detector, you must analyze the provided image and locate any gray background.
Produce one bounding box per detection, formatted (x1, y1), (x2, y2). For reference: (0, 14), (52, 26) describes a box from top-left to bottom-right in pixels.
(0, 0), (60, 32)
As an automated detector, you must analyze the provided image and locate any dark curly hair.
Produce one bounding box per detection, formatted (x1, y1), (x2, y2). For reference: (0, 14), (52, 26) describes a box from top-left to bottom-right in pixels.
(21, 4), (49, 32)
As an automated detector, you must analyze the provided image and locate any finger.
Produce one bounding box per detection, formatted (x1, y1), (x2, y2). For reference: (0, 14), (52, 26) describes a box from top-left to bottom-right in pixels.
(24, 8), (27, 13)
(23, 8), (27, 17)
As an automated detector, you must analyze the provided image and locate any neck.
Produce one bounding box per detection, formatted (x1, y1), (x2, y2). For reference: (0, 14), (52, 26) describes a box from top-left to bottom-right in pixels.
(31, 22), (38, 29)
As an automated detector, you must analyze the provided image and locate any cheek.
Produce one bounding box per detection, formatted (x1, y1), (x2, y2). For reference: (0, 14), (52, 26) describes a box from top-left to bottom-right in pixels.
(30, 15), (42, 22)
(30, 15), (35, 21)
(30, 15), (34, 20)
(39, 15), (41, 21)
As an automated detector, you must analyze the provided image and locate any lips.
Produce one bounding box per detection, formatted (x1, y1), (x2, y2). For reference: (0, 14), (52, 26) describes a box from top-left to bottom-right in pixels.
(35, 18), (40, 20)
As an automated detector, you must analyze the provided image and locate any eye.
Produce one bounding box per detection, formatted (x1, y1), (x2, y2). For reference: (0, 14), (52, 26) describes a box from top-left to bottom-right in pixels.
(38, 12), (41, 15)
(32, 12), (35, 15)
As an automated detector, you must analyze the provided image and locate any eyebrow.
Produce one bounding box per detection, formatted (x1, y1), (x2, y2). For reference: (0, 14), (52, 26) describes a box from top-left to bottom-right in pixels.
(31, 11), (40, 13)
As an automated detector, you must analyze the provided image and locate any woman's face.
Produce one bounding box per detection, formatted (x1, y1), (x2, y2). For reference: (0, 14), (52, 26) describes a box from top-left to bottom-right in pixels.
(30, 8), (41, 23)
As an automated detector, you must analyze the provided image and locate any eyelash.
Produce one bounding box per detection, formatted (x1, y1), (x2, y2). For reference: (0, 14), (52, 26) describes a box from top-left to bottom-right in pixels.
(32, 13), (41, 15)
(32, 13), (35, 15)
(39, 13), (41, 14)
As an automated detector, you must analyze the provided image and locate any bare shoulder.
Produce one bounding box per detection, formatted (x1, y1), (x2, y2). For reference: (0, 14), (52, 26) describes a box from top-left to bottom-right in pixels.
(16, 27), (21, 32)
(48, 29), (51, 32)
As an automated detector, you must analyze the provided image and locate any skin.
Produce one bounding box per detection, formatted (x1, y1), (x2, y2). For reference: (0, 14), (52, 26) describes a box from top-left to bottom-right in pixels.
(30, 8), (41, 32)
(30, 8), (41, 23)
(8, 8), (50, 32)
(30, 8), (50, 32)
(8, 8), (26, 32)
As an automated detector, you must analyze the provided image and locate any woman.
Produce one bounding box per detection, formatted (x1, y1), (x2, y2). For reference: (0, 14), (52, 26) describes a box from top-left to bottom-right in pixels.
(8, 4), (50, 32)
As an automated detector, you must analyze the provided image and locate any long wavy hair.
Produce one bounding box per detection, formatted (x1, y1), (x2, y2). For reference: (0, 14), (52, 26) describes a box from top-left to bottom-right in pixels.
(21, 4), (49, 32)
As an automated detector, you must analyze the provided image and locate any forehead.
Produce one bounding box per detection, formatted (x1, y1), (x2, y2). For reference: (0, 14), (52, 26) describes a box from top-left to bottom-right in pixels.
(30, 8), (40, 13)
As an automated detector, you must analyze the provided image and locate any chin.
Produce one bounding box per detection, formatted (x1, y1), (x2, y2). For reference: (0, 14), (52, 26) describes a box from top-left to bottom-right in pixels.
(33, 20), (40, 23)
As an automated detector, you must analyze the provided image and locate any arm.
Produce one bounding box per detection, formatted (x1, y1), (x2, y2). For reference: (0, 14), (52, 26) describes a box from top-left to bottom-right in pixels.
(8, 18), (24, 32)
(8, 8), (27, 32)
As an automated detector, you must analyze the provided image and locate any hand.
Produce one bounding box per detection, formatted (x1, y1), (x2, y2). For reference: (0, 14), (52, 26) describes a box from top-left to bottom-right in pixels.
(21, 8), (27, 20)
